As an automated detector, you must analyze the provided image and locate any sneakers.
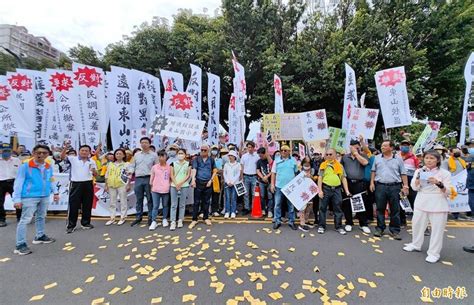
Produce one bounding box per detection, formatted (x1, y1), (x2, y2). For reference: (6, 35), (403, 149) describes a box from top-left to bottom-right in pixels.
(32, 235), (56, 244)
(344, 225), (353, 232)
(288, 223), (297, 230)
(425, 255), (439, 263)
(117, 219), (126, 226)
(81, 224), (94, 230)
(170, 221), (176, 231)
(231, 212), (236, 219)
(177, 219), (183, 228)
(162, 219), (169, 228)
(337, 228), (347, 235)
(273, 223), (281, 230)
(189, 221), (198, 229)
(374, 229), (383, 237)
(360, 226), (371, 234)
(267, 211), (273, 218)
(105, 219), (116, 226)
(390, 232), (402, 240)
(212, 212), (220, 217)
(149, 221), (158, 231)
(198, 213), (204, 219)
(130, 219), (142, 227)
(403, 244), (421, 252)
(298, 225), (310, 232)
(66, 227), (76, 234)
(0, 220), (6, 227)
(317, 227), (325, 234)
(205, 219), (212, 226)
(224, 213), (230, 219)
(14, 244), (32, 256)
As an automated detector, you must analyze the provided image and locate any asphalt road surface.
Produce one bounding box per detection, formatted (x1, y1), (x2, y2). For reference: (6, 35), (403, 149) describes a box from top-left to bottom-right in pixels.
(0, 215), (473, 305)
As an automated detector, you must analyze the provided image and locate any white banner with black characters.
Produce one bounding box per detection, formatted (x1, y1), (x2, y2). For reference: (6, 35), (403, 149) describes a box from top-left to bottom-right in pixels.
(207, 72), (220, 145)
(186, 64), (202, 120)
(448, 170), (471, 213)
(0, 75), (33, 137)
(150, 115), (205, 142)
(109, 66), (133, 149)
(350, 193), (366, 213)
(281, 172), (319, 211)
(375, 66), (412, 129)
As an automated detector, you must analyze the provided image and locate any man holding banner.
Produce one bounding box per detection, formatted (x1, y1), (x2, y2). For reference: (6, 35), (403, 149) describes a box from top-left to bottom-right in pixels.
(340, 140), (371, 234)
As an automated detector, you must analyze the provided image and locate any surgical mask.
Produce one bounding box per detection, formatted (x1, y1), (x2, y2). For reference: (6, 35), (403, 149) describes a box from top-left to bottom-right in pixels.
(168, 151), (177, 158)
(211, 150), (218, 156)
(469, 148), (474, 155)
(177, 154), (185, 161)
(53, 152), (60, 158)
(400, 146), (410, 153)
(303, 165), (311, 171)
(2, 151), (11, 159)
(453, 152), (461, 158)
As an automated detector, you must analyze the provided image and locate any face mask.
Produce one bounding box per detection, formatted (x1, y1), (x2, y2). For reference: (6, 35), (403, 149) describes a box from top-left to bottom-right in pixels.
(177, 154), (185, 161)
(453, 152), (461, 158)
(303, 165), (311, 170)
(400, 146), (410, 153)
(2, 151), (11, 159)
(211, 150), (218, 156)
(168, 151), (177, 158)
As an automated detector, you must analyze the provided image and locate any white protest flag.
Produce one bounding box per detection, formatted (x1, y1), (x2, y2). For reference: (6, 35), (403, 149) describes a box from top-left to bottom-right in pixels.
(0, 75), (33, 137)
(232, 52), (246, 117)
(448, 170), (471, 213)
(347, 108), (379, 140)
(228, 94), (242, 145)
(42, 86), (62, 147)
(16, 69), (51, 141)
(459, 52), (474, 144)
(160, 69), (184, 116)
(207, 72), (220, 145)
(424, 121), (442, 150)
(104, 73), (110, 128)
(149, 115), (205, 142)
(186, 64), (202, 120)
(375, 66), (411, 129)
(342, 63), (358, 130)
(47, 69), (80, 142)
(72, 63), (106, 146)
(130, 69), (161, 129)
(301, 110), (329, 141)
(146, 74), (161, 123)
(274, 74), (284, 114)
(468, 112), (474, 139)
(109, 66), (133, 149)
(6, 71), (36, 132)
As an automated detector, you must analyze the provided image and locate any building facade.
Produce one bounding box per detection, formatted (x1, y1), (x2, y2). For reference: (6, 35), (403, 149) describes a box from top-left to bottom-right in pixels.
(0, 24), (61, 62)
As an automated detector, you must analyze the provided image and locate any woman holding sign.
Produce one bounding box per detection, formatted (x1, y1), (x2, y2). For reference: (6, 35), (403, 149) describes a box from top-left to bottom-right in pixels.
(403, 150), (455, 263)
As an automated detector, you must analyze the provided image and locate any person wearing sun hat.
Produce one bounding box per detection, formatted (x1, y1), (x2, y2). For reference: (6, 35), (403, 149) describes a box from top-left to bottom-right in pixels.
(270, 144), (298, 230)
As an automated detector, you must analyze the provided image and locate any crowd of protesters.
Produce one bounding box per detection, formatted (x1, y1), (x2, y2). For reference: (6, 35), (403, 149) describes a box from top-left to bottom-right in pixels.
(1, 133), (473, 262)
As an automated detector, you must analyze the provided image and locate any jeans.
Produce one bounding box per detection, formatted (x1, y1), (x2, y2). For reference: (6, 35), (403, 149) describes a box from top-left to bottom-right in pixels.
(192, 186), (212, 221)
(243, 175), (257, 210)
(134, 176), (152, 221)
(225, 186), (237, 214)
(108, 185), (128, 220)
(258, 182), (274, 213)
(468, 189), (474, 216)
(342, 180), (368, 227)
(151, 192), (170, 222)
(273, 187), (295, 225)
(170, 186), (188, 222)
(0, 179), (21, 221)
(319, 185), (343, 230)
(16, 197), (49, 247)
(375, 183), (401, 234)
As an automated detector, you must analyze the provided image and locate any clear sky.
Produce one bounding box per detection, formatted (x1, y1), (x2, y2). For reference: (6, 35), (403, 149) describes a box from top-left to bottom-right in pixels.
(0, 0), (221, 53)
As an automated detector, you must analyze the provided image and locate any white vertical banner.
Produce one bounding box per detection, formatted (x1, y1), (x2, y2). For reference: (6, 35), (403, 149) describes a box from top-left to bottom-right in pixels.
(274, 74), (284, 114)
(104, 73), (110, 128)
(130, 70), (162, 130)
(207, 72), (220, 145)
(16, 69), (50, 142)
(459, 52), (474, 145)
(232, 53), (246, 118)
(186, 64), (202, 120)
(72, 63), (106, 147)
(6, 71), (35, 132)
(43, 87), (62, 147)
(342, 63), (358, 130)
(47, 69), (80, 142)
(0, 75), (33, 137)
(468, 112), (474, 140)
(146, 75), (161, 124)
(375, 66), (412, 129)
(109, 66), (133, 149)
(301, 110), (329, 141)
(347, 108), (379, 140)
(424, 121), (442, 150)
(228, 94), (241, 145)
(160, 69), (184, 118)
